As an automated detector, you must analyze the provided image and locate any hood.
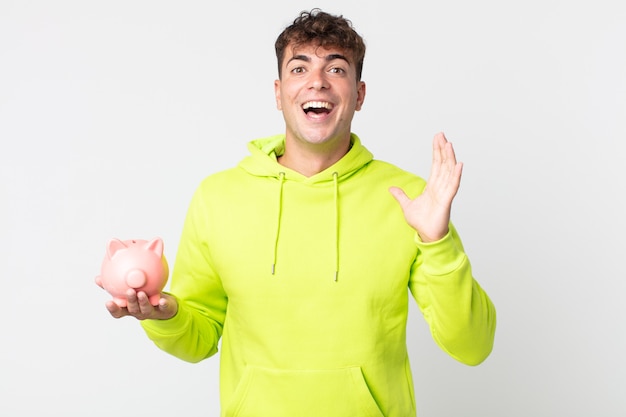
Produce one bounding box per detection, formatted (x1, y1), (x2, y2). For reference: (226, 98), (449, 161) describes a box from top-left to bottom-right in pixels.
(237, 133), (374, 281)
(238, 133), (373, 184)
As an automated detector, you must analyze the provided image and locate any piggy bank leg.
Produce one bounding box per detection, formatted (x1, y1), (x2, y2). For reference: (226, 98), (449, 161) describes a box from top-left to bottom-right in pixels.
(148, 293), (161, 306)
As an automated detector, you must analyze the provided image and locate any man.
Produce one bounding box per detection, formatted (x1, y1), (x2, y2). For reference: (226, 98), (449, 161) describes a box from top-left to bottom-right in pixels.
(102, 9), (496, 417)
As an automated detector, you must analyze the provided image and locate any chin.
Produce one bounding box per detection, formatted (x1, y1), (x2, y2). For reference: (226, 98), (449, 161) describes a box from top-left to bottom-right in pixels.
(300, 128), (347, 145)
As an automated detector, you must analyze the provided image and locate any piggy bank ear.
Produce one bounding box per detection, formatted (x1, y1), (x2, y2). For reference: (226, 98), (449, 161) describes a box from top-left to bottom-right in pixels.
(106, 238), (128, 259)
(145, 238), (164, 257)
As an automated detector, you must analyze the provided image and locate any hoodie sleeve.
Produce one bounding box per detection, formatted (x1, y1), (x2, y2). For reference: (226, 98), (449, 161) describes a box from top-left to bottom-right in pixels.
(141, 183), (227, 363)
(408, 223), (496, 365)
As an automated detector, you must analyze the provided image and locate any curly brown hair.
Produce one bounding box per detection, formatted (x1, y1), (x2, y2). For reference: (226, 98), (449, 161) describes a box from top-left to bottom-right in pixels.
(275, 9), (366, 81)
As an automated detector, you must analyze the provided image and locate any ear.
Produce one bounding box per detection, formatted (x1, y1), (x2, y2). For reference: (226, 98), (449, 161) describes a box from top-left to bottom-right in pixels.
(274, 79), (282, 111)
(106, 238), (127, 259)
(145, 238), (164, 257)
(355, 81), (366, 111)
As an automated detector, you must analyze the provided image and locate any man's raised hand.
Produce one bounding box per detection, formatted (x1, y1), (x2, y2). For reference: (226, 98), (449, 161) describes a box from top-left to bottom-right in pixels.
(389, 132), (463, 242)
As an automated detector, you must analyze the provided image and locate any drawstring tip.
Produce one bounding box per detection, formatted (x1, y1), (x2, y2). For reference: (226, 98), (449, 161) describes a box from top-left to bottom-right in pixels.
(271, 264), (276, 275)
(334, 271), (338, 282)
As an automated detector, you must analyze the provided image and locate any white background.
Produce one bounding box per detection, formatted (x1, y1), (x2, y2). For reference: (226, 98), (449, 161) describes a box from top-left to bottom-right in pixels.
(1, 0), (625, 416)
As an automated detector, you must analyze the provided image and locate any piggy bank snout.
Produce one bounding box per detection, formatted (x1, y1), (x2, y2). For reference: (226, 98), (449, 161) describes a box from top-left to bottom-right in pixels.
(125, 269), (147, 289)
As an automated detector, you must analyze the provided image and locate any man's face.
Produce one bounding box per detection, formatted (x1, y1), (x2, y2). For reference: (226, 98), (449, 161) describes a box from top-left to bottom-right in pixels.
(274, 43), (366, 148)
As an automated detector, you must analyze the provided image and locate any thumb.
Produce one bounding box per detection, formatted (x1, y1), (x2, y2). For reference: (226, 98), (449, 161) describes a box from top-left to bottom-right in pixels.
(389, 186), (411, 208)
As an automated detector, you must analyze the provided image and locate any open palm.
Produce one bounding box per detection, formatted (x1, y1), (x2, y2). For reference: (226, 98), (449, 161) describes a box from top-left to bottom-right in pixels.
(389, 132), (463, 243)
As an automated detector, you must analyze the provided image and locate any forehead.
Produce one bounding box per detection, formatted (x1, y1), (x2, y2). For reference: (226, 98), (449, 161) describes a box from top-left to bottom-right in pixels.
(283, 42), (354, 66)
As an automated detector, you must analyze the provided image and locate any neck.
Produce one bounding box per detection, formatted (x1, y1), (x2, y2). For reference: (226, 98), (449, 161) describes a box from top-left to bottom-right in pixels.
(278, 135), (352, 177)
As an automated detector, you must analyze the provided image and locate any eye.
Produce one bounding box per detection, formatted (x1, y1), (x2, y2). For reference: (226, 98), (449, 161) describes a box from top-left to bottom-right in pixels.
(291, 67), (305, 74)
(329, 67), (345, 74)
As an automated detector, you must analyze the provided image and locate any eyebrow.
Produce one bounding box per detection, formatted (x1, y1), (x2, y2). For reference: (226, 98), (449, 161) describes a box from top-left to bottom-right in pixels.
(287, 53), (351, 66)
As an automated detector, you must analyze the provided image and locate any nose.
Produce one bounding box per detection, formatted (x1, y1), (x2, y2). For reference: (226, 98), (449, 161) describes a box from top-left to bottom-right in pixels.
(309, 69), (329, 90)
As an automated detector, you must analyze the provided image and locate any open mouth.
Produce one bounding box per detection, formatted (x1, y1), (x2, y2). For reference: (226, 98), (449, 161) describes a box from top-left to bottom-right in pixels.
(302, 101), (333, 116)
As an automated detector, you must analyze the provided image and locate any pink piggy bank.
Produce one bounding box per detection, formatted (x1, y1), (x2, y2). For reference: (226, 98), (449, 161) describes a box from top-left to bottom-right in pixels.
(95, 237), (169, 307)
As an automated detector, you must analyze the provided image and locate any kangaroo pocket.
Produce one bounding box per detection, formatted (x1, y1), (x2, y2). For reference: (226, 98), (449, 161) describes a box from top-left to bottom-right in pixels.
(224, 365), (385, 417)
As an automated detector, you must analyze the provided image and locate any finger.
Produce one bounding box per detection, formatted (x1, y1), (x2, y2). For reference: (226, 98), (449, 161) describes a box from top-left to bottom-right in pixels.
(443, 141), (459, 168)
(388, 186), (411, 207)
(440, 157), (463, 201)
(435, 133), (457, 169)
(125, 288), (141, 315)
(158, 297), (168, 311)
(155, 299), (171, 319)
(430, 132), (451, 180)
(452, 161), (464, 188)
(137, 291), (155, 315)
(443, 141), (462, 182)
(432, 132), (446, 165)
(157, 294), (179, 319)
(105, 300), (128, 319)
(434, 136), (462, 186)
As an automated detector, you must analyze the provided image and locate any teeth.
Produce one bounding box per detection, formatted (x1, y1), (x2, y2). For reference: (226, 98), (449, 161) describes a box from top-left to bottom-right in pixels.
(303, 101), (333, 110)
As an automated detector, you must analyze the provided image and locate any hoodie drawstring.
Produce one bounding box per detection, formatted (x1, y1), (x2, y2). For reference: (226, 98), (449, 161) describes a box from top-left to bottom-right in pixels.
(272, 172), (285, 275)
(271, 171), (340, 282)
(332, 172), (339, 282)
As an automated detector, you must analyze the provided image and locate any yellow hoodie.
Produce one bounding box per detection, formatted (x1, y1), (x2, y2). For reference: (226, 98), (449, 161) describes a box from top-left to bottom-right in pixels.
(141, 134), (496, 417)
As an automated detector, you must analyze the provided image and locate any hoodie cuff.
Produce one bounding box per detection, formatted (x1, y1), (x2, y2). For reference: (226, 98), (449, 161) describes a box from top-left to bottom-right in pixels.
(414, 230), (465, 276)
(140, 301), (189, 336)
